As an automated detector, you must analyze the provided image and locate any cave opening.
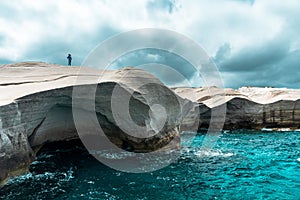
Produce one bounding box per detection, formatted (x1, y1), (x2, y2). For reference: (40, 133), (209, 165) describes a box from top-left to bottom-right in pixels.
(30, 139), (103, 176)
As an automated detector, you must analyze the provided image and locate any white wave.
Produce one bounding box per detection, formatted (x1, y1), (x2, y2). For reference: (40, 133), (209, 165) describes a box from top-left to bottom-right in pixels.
(195, 149), (234, 158)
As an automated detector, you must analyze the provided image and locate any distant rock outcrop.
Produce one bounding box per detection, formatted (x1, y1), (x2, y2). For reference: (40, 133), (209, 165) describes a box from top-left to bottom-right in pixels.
(174, 87), (300, 130)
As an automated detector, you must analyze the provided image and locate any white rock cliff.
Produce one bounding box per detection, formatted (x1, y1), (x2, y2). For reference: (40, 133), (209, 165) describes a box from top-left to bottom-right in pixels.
(0, 62), (181, 184)
(1, 62), (300, 184)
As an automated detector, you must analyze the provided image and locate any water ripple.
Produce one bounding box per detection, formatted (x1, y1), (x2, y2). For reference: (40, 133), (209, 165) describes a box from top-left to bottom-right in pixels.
(0, 131), (299, 199)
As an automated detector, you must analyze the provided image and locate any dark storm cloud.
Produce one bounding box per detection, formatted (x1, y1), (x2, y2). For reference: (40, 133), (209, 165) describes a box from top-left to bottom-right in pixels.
(110, 48), (196, 82)
(268, 50), (300, 87)
(214, 43), (231, 64)
(216, 38), (290, 72)
(215, 39), (300, 88)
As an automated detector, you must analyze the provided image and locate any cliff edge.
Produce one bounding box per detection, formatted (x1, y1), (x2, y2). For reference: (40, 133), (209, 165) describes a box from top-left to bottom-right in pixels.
(0, 62), (181, 184)
(174, 87), (300, 130)
(1, 62), (300, 185)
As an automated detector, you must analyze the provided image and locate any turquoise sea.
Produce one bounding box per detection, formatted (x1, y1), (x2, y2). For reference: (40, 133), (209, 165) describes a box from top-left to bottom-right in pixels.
(1, 131), (299, 199)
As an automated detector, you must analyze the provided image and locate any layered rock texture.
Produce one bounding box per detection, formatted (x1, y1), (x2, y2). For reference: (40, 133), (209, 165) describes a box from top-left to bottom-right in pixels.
(174, 87), (300, 130)
(1, 62), (300, 185)
(0, 62), (181, 184)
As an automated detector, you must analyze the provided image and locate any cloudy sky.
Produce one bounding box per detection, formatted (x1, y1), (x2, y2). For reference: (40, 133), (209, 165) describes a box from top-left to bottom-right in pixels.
(0, 0), (299, 88)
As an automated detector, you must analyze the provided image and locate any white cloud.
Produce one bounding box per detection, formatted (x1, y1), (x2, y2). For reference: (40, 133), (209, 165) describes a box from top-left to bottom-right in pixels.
(0, 0), (299, 88)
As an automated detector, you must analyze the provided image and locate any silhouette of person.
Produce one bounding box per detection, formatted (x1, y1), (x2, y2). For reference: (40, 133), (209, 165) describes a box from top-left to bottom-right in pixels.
(67, 54), (72, 66)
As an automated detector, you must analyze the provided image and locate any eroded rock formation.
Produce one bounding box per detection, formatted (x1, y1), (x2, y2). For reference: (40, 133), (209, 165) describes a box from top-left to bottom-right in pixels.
(0, 62), (181, 184)
(174, 87), (300, 130)
(1, 62), (300, 185)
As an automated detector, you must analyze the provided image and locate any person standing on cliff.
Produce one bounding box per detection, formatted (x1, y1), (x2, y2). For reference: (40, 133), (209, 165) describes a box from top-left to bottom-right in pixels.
(67, 54), (72, 66)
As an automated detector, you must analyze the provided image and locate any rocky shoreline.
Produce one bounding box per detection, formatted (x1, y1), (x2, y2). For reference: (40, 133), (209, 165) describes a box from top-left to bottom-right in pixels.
(174, 87), (300, 130)
(1, 62), (300, 185)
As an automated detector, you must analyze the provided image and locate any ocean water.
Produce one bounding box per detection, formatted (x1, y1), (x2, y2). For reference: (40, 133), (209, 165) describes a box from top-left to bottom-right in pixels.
(0, 131), (299, 200)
